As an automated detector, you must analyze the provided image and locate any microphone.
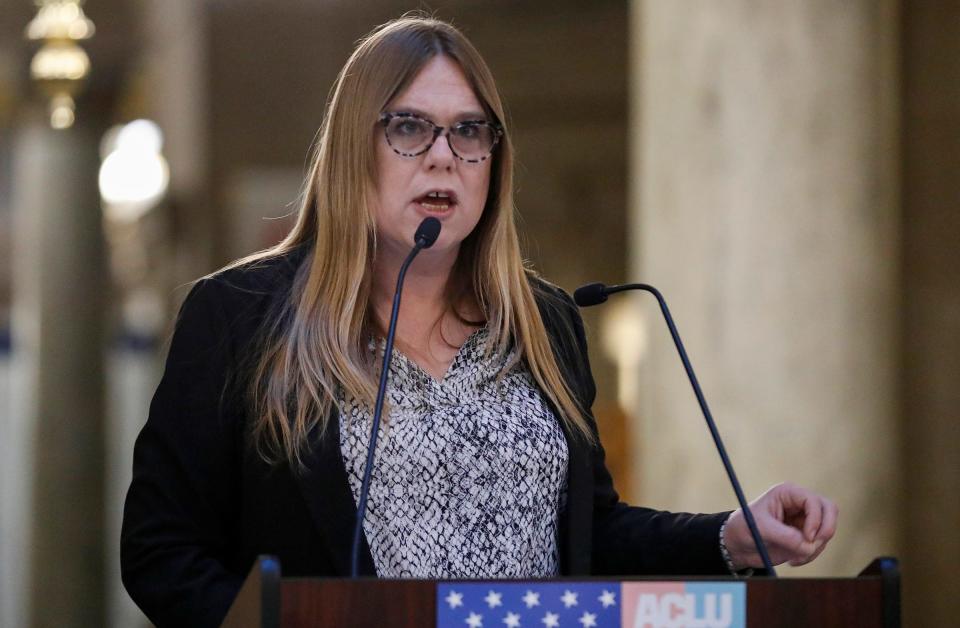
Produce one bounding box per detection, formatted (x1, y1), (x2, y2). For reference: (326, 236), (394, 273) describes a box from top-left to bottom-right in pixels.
(351, 216), (441, 578)
(414, 215), (441, 248)
(572, 282), (608, 307)
(575, 281), (777, 576)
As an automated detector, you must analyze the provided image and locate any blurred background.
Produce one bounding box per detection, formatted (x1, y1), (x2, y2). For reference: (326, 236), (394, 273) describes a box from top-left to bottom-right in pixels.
(0, 0), (957, 626)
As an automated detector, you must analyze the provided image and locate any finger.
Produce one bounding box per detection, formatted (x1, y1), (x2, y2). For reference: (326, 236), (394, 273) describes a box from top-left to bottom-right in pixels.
(801, 494), (822, 543)
(789, 538), (828, 567)
(775, 484), (821, 542)
(774, 482), (813, 512)
(816, 497), (839, 542)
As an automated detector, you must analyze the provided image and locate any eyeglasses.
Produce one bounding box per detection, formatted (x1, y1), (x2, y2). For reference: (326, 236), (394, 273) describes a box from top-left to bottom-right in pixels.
(379, 112), (503, 163)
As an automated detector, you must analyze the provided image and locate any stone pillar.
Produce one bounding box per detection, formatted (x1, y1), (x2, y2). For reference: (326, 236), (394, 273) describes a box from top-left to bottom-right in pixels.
(629, 1), (899, 577)
(11, 108), (107, 627)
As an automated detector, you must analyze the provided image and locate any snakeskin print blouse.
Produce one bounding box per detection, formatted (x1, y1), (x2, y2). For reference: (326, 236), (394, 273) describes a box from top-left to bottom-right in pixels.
(339, 326), (569, 578)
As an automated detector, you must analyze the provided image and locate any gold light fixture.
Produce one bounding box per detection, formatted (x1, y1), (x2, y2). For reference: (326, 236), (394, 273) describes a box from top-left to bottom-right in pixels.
(24, 0), (95, 129)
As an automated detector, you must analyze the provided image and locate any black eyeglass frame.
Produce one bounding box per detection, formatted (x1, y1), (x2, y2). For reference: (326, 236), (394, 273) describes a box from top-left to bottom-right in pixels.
(378, 112), (504, 163)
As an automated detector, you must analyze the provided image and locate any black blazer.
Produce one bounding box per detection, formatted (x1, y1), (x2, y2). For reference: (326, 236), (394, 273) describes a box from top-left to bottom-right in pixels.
(120, 247), (731, 628)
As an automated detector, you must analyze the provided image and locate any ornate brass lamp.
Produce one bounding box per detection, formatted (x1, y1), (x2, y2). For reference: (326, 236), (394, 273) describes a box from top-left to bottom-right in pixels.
(24, 0), (95, 129)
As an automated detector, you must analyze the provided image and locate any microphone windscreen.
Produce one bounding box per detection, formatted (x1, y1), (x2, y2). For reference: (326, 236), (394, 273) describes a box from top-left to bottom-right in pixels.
(414, 217), (442, 248)
(573, 282), (608, 307)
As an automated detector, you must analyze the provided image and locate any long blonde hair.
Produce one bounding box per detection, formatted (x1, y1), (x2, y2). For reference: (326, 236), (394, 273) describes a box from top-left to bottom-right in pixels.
(227, 15), (594, 471)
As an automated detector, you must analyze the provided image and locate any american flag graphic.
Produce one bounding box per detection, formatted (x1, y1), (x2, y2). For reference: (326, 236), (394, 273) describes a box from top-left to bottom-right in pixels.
(436, 582), (620, 628)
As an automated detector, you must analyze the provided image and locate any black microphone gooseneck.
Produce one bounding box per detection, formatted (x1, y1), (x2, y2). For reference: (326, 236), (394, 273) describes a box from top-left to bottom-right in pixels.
(350, 217), (441, 578)
(574, 281), (777, 576)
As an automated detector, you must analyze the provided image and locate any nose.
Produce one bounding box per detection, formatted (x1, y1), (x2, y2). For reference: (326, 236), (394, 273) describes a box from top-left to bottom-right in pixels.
(423, 131), (456, 170)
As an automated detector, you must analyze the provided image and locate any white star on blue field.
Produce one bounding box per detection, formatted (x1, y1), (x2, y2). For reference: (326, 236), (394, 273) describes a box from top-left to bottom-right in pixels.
(437, 582), (619, 627)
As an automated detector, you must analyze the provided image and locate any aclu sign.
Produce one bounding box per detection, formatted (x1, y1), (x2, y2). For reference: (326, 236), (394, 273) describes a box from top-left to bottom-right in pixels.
(621, 582), (746, 628)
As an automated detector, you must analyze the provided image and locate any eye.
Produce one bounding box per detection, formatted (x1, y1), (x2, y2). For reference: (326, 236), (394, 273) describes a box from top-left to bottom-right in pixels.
(453, 122), (482, 139)
(394, 119), (426, 136)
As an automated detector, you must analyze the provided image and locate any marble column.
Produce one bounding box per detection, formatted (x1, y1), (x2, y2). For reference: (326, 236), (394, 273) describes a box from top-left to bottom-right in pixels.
(11, 108), (107, 627)
(629, 1), (900, 577)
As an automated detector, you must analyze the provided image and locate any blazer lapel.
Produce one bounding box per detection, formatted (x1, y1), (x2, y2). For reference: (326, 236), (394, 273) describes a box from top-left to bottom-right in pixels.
(292, 410), (377, 576)
(534, 281), (595, 576)
(556, 403), (594, 576)
(258, 249), (377, 575)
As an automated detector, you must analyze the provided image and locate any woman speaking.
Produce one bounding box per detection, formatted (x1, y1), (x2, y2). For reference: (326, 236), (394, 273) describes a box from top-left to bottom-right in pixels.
(120, 15), (838, 628)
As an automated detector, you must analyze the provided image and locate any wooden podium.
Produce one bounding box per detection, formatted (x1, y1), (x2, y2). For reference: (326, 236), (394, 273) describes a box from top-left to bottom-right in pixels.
(221, 556), (900, 627)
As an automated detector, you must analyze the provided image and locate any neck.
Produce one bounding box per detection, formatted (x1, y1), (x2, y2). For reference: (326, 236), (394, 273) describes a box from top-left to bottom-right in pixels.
(371, 243), (460, 326)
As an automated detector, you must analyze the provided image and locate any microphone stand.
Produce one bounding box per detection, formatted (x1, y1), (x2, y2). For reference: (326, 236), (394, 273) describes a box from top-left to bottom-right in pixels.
(350, 218), (439, 578)
(578, 282), (777, 576)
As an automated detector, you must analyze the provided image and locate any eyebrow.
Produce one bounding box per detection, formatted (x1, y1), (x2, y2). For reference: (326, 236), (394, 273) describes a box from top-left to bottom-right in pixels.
(391, 106), (489, 121)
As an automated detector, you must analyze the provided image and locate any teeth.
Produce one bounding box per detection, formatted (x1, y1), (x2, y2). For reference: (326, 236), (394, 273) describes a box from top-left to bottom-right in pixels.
(427, 191), (450, 199)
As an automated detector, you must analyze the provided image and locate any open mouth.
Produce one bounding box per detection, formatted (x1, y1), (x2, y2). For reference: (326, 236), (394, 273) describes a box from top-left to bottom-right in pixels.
(414, 190), (458, 212)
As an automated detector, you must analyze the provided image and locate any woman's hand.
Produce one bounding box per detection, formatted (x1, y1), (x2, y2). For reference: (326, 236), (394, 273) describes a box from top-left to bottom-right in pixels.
(724, 482), (839, 570)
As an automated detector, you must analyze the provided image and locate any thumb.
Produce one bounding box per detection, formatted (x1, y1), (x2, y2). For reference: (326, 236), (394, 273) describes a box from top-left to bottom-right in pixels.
(763, 518), (818, 557)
